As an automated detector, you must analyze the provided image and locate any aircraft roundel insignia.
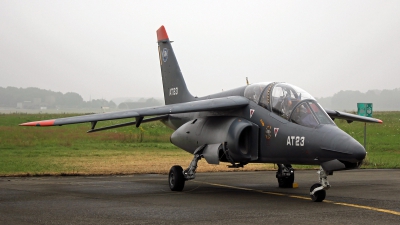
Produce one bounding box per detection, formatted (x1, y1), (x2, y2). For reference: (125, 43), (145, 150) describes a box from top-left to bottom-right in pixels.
(162, 48), (168, 62)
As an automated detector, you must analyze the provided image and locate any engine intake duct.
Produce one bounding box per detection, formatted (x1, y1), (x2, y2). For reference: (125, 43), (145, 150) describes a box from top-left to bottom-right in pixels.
(170, 117), (259, 164)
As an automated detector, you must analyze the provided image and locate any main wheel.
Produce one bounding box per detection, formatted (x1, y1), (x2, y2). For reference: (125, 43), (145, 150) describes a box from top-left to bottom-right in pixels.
(310, 183), (326, 202)
(169, 165), (185, 191)
(276, 168), (294, 188)
(277, 175), (294, 188)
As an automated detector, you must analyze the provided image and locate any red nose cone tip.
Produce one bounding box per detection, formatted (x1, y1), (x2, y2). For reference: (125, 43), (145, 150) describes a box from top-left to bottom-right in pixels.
(157, 25), (169, 41)
(20, 120), (55, 126)
(378, 119), (383, 124)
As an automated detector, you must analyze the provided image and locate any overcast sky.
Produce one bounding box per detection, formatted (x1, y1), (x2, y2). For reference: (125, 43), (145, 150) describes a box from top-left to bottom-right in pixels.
(1, 1), (399, 101)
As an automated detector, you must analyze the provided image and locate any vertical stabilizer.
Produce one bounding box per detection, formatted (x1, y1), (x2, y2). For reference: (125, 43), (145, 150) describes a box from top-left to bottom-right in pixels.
(157, 26), (195, 105)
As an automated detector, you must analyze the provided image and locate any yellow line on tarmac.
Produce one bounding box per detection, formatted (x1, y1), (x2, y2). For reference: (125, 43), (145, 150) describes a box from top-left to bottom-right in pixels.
(193, 181), (400, 216)
(264, 192), (286, 196)
(196, 182), (255, 192)
(333, 202), (400, 216)
(288, 195), (310, 200)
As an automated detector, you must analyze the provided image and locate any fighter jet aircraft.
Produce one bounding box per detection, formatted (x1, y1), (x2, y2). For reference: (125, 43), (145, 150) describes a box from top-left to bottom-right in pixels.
(20, 25), (382, 202)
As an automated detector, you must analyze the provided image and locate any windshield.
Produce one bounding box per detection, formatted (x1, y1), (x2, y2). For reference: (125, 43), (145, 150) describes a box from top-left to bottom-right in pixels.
(270, 83), (314, 119)
(290, 101), (334, 128)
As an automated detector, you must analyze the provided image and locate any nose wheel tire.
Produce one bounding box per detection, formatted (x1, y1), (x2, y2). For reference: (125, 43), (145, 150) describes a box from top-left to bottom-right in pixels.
(169, 165), (185, 191)
(310, 183), (326, 202)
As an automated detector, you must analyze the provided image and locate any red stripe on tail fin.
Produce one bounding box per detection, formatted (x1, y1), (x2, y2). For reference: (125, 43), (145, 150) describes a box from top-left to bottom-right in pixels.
(157, 25), (169, 41)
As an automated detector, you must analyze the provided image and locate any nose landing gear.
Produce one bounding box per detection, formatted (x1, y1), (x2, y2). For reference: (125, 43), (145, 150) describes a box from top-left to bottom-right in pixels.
(310, 166), (331, 202)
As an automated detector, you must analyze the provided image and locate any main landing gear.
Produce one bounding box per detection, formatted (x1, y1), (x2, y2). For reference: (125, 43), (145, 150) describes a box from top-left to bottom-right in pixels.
(168, 145), (206, 191)
(309, 166), (331, 202)
(276, 164), (294, 188)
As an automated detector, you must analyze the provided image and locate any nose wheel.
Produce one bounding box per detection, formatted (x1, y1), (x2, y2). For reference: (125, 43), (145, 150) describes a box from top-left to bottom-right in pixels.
(310, 183), (326, 202)
(309, 166), (330, 202)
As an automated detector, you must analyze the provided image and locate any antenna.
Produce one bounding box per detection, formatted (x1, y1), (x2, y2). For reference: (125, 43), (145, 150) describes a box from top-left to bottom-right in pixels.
(246, 77), (249, 85)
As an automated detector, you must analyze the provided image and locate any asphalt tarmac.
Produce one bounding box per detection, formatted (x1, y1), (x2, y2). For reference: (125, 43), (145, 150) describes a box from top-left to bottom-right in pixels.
(1, 169), (399, 225)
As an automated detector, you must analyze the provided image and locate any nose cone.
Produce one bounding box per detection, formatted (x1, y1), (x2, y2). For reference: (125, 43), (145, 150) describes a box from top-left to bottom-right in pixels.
(318, 126), (366, 163)
(343, 138), (366, 162)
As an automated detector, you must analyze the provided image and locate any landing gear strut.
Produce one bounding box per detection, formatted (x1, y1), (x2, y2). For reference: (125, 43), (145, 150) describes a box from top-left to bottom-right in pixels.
(168, 145), (206, 191)
(276, 164), (294, 188)
(309, 166), (331, 202)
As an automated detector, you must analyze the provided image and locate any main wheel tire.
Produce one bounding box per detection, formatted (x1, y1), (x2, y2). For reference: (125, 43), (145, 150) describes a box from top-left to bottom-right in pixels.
(310, 183), (326, 202)
(169, 165), (185, 191)
(277, 170), (294, 188)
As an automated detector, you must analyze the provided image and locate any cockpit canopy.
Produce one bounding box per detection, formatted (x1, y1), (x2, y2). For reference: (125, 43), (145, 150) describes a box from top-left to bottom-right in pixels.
(244, 82), (334, 128)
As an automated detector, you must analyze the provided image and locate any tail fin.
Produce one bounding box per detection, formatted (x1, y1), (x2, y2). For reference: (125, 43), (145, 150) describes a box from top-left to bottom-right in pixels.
(157, 26), (195, 105)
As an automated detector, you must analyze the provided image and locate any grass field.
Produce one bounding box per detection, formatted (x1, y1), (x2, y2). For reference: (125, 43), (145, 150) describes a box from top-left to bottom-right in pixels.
(0, 112), (399, 176)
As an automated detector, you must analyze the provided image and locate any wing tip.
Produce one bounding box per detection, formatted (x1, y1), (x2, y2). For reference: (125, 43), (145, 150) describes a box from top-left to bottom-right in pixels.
(157, 25), (169, 41)
(19, 120), (55, 126)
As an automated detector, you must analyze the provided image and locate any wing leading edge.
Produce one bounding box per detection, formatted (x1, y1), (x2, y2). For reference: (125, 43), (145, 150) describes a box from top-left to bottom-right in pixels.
(20, 96), (249, 127)
(325, 109), (382, 124)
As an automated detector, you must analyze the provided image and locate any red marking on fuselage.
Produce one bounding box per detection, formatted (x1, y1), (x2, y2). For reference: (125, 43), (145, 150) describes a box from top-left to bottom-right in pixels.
(157, 25), (169, 41)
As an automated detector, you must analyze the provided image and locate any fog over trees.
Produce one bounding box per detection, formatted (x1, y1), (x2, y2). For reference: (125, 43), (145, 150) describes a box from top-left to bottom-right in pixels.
(316, 88), (400, 111)
(1, 86), (399, 111)
(0, 87), (116, 109)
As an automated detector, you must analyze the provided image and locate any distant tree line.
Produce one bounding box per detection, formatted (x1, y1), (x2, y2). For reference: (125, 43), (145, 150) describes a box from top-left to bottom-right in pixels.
(317, 88), (400, 111)
(0, 87), (116, 109)
(118, 98), (162, 109)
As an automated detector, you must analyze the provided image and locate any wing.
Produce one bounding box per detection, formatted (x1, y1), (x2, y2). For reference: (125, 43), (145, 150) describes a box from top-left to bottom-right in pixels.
(19, 96), (249, 127)
(325, 109), (382, 124)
